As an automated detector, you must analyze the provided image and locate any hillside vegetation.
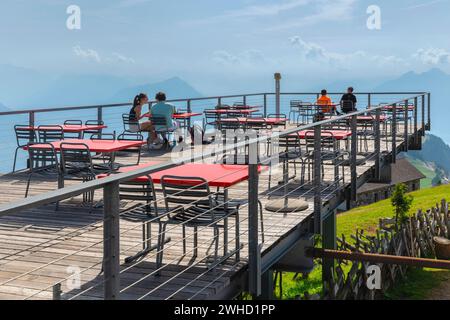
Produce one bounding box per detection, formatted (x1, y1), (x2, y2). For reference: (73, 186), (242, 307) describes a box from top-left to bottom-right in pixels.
(281, 184), (450, 299)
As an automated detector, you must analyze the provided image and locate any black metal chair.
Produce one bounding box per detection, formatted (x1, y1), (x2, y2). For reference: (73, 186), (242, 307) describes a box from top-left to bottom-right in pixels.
(119, 175), (166, 264)
(37, 125), (64, 143)
(267, 113), (287, 129)
(25, 143), (62, 198)
(159, 176), (239, 271)
(13, 125), (36, 172)
(122, 114), (141, 133)
(82, 120), (104, 138)
(149, 116), (177, 149)
(63, 120), (83, 139)
(59, 142), (110, 208)
(89, 132), (116, 170)
(204, 110), (220, 130)
(289, 100), (302, 123)
(117, 132), (144, 167)
(341, 100), (356, 114)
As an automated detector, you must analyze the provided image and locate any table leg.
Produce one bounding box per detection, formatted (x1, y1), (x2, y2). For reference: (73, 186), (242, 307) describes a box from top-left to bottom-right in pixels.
(223, 188), (229, 255)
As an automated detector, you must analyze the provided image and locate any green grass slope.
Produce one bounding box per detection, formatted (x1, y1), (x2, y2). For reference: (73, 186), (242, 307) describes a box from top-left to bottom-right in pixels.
(281, 184), (450, 299)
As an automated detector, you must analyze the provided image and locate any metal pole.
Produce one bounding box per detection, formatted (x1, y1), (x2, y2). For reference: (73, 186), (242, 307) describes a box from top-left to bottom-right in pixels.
(421, 95), (425, 136)
(53, 283), (62, 300)
(322, 211), (336, 285)
(218, 97), (222, 107)
(313, 125), (322, 234)
(350, 115), (357, 202)
(248, 163), (261, 297)
(97, 106), (103, 123)
(263, 94), (267, 117)
(391, 103), (397, 163)
(374, 108), (381, 181)
(243, 95), (247, 107)
(427, 93), (431, 130)
(29, 111), (35, 142)
(368, 93), (371, 109)
(414, 97), (418, 145)
(103, 182), (121, 300)
(404, 99), (409, 152)
(274, 73), (281, 115)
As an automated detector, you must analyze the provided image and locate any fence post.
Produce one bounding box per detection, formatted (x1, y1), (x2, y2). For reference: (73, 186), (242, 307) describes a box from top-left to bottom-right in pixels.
(313, 125), (322, 234)
(218, 97), (222, 107)
(427, 93), (431, 130)
(368, 93), (372, 109)
(374, 108), (381, 181)
(103, 182), (121, 300)
(243, 95), (247, 107)
(274, 73), (281, 115)
(404, 99), (409, 152)
(248, 163), (261, 297)
(392, 103), (397, 163)
(350, 115), (358, 203)
(97, 106), (103, 123)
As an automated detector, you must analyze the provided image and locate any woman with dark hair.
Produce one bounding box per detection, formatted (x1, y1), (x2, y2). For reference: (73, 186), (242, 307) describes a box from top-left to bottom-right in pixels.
(129, 93), (156, 141)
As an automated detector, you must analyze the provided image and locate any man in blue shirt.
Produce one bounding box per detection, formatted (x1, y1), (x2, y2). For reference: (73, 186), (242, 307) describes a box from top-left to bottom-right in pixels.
(150, 92), (178, 130)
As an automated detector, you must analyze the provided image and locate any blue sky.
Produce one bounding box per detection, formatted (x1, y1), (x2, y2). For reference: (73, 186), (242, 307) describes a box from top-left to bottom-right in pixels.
(1, 0), (450, 93)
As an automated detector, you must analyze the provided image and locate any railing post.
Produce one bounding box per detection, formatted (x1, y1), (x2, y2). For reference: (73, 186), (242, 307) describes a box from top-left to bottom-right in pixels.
(29, 111), (35, 142)
(97, 106), (103, 123)
(374, 108), (381, 181)
(218, 97), (222, 107)
(103, 182), (121, 300)
(414, 97), (418, 145)
(421, 95), (425, 136)
(248, 163), (261, 297)
(313, 125), (322, 234)
(274, 73), (281, 115)
(392, 103), (397, 163)
(350, 115), (358, 203)
(243, 95), (247, 107)
(404, 99), (409, 152)
(368, 93), (372, 109)
(187, 100), (192, 128)
(53, 283), (62, 300)
(263, 94), (267, 117)
(427, 93), (431, 130)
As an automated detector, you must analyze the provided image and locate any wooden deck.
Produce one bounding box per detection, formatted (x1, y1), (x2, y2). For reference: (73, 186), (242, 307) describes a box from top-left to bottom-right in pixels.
(0, 124), (410, 300)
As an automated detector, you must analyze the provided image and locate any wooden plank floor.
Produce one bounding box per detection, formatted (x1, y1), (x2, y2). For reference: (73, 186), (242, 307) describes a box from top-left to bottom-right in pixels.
(0, 124), (411, 300)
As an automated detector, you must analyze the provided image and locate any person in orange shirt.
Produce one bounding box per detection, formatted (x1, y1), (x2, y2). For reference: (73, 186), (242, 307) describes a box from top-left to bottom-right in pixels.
(316, 89), (337, 114)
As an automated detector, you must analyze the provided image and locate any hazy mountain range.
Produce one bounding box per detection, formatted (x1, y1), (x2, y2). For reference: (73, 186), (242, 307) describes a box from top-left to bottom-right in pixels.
(0, 64), (448, 143)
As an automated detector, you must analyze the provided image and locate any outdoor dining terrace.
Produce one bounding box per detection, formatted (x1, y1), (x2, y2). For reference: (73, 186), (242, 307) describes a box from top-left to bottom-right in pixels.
(0, 91), (431, 300)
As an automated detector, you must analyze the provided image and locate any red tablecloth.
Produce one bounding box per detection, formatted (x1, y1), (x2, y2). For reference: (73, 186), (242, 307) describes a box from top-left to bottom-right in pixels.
(294, 130), (352, 140)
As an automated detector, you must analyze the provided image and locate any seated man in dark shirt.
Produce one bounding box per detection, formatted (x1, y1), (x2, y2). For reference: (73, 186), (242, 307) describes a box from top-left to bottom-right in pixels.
(340, 87), (357, 113)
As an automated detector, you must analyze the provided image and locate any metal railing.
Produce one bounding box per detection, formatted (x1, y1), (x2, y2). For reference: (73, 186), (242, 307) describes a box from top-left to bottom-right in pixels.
(0, 91), (431, 300)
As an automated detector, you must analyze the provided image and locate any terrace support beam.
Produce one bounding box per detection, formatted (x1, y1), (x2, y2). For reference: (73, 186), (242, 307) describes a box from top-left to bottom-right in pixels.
(248, 163), (261, 298)
(321, 210), (337, 287)
(257, 269), (274, 300)
(103, 182), (121, 300)
(374, 108), (381, 181)
(391, 103), (397, 163)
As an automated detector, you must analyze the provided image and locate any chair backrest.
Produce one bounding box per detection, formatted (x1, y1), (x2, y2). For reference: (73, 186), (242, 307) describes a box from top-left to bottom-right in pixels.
(149, 116), (169, 128)
(119, 175), (158, 215)
(323, 118), (349, 131)
(64, 120), (82, 126)
(15, 125), (36, 147)
(90, 131), (116, 140)
(278, 134), (302, 154)
(37, 125), (64, 143)
(245, 117), (269, 131)
(161, 175), (213, 216)
(84, 120), (104, 137)
(60, 143), (93, 173)
(118, 132), (144, 141)
(305, 131), (336, 154)
(267, 113), (286, 119)
(290, 100), (302, 109)
(123, 114), (140, 133)
(218, 118), (242, 131)
(27, 143), (59, 172)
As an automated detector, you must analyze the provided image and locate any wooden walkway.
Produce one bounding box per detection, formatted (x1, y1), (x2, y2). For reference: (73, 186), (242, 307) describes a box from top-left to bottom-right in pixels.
(0, 124), (409, 300)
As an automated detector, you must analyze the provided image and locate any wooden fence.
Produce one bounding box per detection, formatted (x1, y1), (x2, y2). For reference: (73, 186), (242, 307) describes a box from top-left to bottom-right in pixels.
(322, 199), (450, 300)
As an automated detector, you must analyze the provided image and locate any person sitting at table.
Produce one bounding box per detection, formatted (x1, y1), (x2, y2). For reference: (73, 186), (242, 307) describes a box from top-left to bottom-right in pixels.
(150, 92), (180, 144)
(316, 89), (339, 118)
(340, 87), (357, 113)
(129, 93), (157, 142)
